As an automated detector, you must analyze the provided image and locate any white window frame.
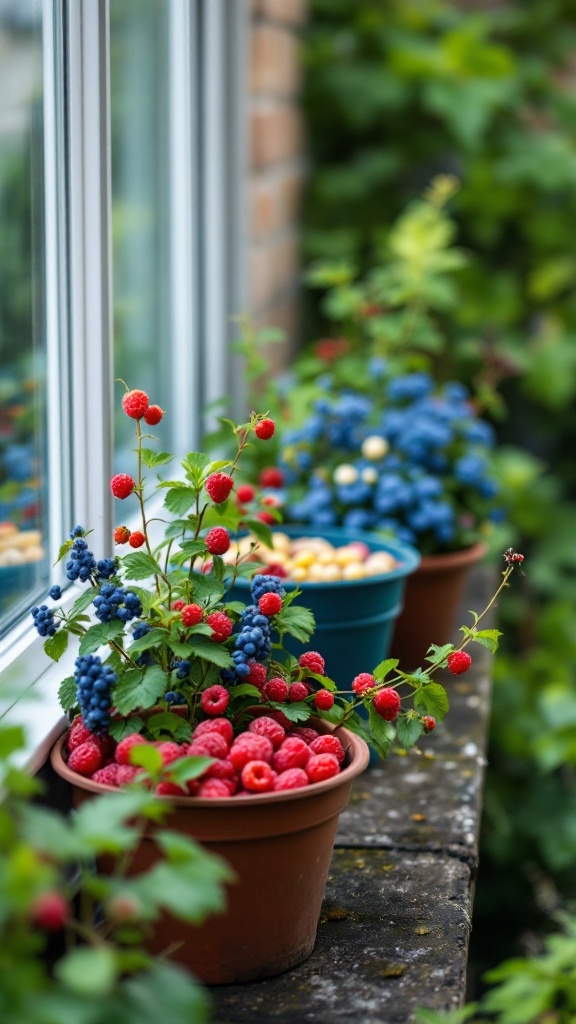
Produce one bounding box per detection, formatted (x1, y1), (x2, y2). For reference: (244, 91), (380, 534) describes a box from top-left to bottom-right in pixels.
(0, 0), (248, 771)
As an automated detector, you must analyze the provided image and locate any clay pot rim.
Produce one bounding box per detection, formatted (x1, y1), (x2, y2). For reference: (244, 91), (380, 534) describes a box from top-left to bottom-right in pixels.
(417, 541), (486, 573)
(50, 723), (370, 808)
(231, 525), (420, 588)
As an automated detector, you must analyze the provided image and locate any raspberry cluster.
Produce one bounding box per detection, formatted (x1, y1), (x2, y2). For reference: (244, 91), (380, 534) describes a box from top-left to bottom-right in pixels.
(64, 714), (347, 795)
(74, 655), (118, 733)
(65, 537), (97, 582)
(93, 585), (142, 623)
(31, 604), (59, 637)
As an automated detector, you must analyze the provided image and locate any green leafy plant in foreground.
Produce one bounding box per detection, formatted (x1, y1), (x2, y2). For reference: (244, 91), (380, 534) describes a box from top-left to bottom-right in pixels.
(0, 721), (232, 1024)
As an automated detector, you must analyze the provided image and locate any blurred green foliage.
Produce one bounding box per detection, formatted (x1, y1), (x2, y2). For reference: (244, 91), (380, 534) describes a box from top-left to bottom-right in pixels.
(303, 0), (576, 983)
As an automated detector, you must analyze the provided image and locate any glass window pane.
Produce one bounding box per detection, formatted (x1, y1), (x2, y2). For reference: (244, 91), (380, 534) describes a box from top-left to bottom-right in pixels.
(0, 0), (48, 632)
(110, 0), (172, 475)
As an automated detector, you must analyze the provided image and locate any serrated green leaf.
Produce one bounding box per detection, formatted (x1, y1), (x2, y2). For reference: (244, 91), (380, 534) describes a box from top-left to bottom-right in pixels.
(44, 628), (69, 663)
(127, 627), (170, 655)
(112, 665), (168, 715)
(166, 755), (215, 785)
(276, 604), (315, 643)
(58, 675), (78, 712)
(186, 635), (234, 668)
(269, 701), (311, 723)
(164, 485), (197, 515)
(241, 517), (276, 547)
(140, 448), (174, 469)
(372, 657), (400, 681)
(366, 702), (396, 757)
(413, 683), (449, 721)
(425, 643), (454, 664)
(121, 552), (163, 580)
(316, 704), (344, 725)
(228, 683), (262, 699)
(69, 586), (99, 618)
(146, 712), (191, 742)
(78, 620), (125, 655)
(188, 572), (226, 603)
(109, 717), (145, 742)
(396, 716), (424, 748)
(182, 451), (210, 480)
(130, 744), (163, 775)
(471, 628), (502, 653)
(55, 946), (117, 996)
(54, 539), (74, 564)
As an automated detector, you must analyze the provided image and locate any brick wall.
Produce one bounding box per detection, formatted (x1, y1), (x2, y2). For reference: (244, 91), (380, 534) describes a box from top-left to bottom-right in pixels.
(249, 0), (308, 367)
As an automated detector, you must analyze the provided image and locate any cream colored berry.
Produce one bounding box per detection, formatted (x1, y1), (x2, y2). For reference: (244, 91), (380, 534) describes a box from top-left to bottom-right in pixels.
(342, 561), (367, 580)
(361, 435), (389, 461)
(333, 463), (358, 485)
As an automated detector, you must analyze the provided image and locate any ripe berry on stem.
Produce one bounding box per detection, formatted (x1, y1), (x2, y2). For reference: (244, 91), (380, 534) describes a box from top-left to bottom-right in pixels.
(373, 687), (401, 721)
(447, 650), (472, 675)
(255, 418), (275, 440)
(110, 474), (135, 499)
(122, 389), (149, 419)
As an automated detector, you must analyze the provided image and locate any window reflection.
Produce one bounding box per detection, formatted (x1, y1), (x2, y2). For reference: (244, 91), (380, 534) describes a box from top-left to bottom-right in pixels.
(0, 0), (47, 628)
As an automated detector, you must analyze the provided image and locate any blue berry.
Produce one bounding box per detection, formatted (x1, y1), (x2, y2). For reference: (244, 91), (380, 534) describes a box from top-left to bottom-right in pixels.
(31, 604), (59, 637)
(66, 537), (97, 582)
(250, 575), (285, 602)
(69, 525), (85, 538)
(74, 654), (117, 733)
(49, 585), (62, 601)
(96, 558), (117, 581)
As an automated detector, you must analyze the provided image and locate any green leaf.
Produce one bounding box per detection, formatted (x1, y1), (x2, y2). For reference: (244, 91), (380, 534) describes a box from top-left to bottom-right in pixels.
(78, 620), (125, 655)
(122, 552), (164, 580)
(166, 755), (215, 785)
(122, 960), (211, 1024)
(241, 517), (276, 546)
(276, 604), (315, 643)
(55, 539), (74, 564)
(44, 628), (69, 663)
(58, 675), (78, 712)
(425, 643), (454, 665)
(413, 683), (449, 722)
(182, 451), (210, 481)
(366, 703), (396, 758)
(112, 664), (169, 715)
(146, 712), (191, 742)
(470, 628), (503, 653)
(228, 683), (262, 699)
(188, 572), (226, 603)
(0, 724), (25, 759)
(69, 586), (99, 618)
(372, 657), (400, 681)
(130, 744), (163, 775)
(140, 448), (174, 469)
(164, 485), (197, 515)
(109, 717), (145, 742)
(127, 627), (170, 655)
(396, 716), (424, 749)
(55, 946), (117, 996)
(186, 635), (234, 668)
(269, 701), (311, 723)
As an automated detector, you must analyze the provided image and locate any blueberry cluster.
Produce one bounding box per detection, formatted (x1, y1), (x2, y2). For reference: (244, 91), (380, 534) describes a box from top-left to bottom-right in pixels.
(96, 557), (117, 581)
(278, 373), (502, 554)
(222, 604), (273, 683)
(66, 538), (97, 582)
(250, 574), (286, 603)
(74, 654), (117, 733)
(165, 690), (186, 704)
(93, 585), (142, 623)
(31, 604), (59, 637)
(175, 659), (190, 679)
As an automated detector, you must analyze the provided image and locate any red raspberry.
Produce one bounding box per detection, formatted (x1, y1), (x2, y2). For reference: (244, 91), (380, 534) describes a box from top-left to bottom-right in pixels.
(241, 759), (277, 792)
(181, 603), (204, 626)
(272, 736), (310, 773)
(258, 592), (283, 616)
(291, 726), (320, 745)
(229, 734), (274, 770)
(205, 472), (234, 503)
(67, 742), (103, 776)
(306, 753), (340, 783)
(274, 768), (309, 791)
(257, 511), (276, 525)
(91, 763), (121, 787)
(32, 892), (69, 931)
(288, 682), (309, 703)
(266, 709), (293, 731)
(248, 716), (286, 749)
(299, 651), (326, 675)
(129, 531), (145, 548)
(144, 404), (163, 425)
(309, 734), (345, 764)
(373, 687), (401, 721)
(422, 716), (436, 733)
(114, 525), (131, 545)
(255, 418), (275, 440)
(266, 562), (288, 578)
(122, 389), (149, 419)
(172, 599), (185, 611)
(313, 689), (335, 711)
(206, 611), (233, 643)
(236, 484), (255, 503)
(67, 719), (93, 751)
(115, 733), (148, 765)
(246, 662), (267, 689)
(110, 473), (135, 499)
(259, 467), (284, 488)
(204, 758), (237, 784)
(447, 650), (472, 675)
(156, 741), (184, 766)
(188, 732), (229, 759)
(156, 780), (188, 796)
(193, 717), (234, 745)
(352, 672), (375, 696)
(198, 778), (235, 798)
(205, 526), (230, 555)
(264, 677), (288, 703)
(200, 685), (230, 716)
(117, 764), (143, 786)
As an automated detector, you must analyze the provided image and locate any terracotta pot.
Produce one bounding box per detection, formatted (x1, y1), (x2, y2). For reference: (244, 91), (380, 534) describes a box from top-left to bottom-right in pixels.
(50, 723), (370, 984)
(389, 542), (486, 673)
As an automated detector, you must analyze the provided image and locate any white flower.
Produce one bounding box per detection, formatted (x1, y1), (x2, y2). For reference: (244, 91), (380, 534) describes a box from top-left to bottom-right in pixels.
(361, 435), (389, 461)
(333, 463), (359, 485)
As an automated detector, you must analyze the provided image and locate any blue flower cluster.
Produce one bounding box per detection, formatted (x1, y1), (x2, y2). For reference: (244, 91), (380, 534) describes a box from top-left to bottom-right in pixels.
(31, 604), (59, 637)
(74, 654), (117, 733)
(278, 373), (502, 554)
(93, 584), (142, 623)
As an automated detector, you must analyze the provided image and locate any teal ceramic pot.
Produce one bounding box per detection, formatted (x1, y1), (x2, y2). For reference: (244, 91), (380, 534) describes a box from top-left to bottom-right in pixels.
(226, 526), (420, 691)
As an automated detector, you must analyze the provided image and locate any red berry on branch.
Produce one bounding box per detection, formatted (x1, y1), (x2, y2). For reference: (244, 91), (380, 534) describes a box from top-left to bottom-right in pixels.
(122, 389), (149, 419)
(236, 484), (255, 503)
(264, 677), (288, 703)
(67, 741), (103, 776)
(352, 672), (375, 695)
(373, 687), (401, 721)
(288, 682), (309, 703)
(32, 891), (69, 931)
(206, 611), (233, 642)
(181, 603), (203, 626)
(110, 474), (135, 499)
(144, 404), (163, 425)
(447, 650), (472, 675)
(129, 531), (145, 548)
(200, 685), (230, 716)
(259, 467), (284, 488)
(258, 592), (283, 616)
(205, 526), (231, 555)
(114, 525), (131, 544)
(422, 716), (436, 733)
(257, 511), (276, 525)
(205, 472), (234, 503)
(172, 599), (185, 611)
(313, 689), (335, 711)
(255, 418), (275, 440)
(299, 651), (326, 675)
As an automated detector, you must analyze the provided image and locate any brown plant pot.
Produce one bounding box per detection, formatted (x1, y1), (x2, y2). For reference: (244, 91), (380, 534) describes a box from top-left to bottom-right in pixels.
(50, 724), (370, 985)
(389, 542), (486, 673)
